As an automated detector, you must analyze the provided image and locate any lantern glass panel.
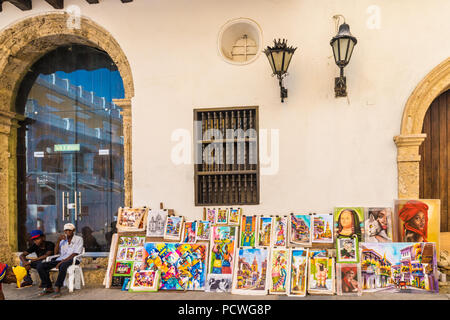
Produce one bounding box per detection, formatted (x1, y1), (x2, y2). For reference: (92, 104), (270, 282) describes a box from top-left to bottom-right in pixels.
(283, 52), (294, 73)
(332, 40), (339, 64)
(346, 40), (355, 63)
(339, 38), (349, 62)
(272, 51), (284, 73)
(266, 53), (276, 74)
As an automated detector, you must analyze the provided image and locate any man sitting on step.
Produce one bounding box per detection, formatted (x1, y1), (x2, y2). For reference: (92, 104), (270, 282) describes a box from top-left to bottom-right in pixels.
(37, 223), (84, 296)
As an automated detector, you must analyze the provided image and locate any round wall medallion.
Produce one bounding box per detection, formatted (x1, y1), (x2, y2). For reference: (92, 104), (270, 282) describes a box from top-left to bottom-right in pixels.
(218, 18), (263, 65)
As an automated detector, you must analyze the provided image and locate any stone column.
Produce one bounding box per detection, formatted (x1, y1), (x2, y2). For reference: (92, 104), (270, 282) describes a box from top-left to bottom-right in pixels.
(113, 98), (133, 207)
(394, 134), (427, 199)
(8, 116), (24, 252)
(0, 110), (15, 264)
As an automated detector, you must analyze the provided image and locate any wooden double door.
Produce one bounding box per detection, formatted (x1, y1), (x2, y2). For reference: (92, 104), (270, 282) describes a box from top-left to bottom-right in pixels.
(419, 89), (450, 232)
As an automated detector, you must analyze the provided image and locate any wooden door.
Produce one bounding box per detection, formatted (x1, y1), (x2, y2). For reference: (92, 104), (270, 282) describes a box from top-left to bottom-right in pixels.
(419, 89), (450, 231)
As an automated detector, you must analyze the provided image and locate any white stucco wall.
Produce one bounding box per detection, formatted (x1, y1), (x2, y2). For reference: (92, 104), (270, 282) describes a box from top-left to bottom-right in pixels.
(1, 0), (449, 219)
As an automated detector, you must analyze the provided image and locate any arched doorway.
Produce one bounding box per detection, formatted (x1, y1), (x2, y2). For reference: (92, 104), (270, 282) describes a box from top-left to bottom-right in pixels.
(419, 89), (449, 232)
(394, 57), (450, 235)
(0, 13), (134, 262)
(16, 44), (126, 252)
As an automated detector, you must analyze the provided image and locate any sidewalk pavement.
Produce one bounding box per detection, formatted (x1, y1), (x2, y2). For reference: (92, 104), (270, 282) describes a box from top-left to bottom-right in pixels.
(3, 283), (449, 300)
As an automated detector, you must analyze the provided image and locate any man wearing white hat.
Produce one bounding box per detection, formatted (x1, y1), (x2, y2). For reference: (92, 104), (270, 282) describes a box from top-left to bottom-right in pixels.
(36, 223), (84, 296)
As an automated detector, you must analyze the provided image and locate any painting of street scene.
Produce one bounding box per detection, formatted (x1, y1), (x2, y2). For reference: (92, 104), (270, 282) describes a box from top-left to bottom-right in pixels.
(232, 248), (269, 295)
(312, 214), (333, 243)
(290, 214), (311, 245)
(360, 242), (438, 293)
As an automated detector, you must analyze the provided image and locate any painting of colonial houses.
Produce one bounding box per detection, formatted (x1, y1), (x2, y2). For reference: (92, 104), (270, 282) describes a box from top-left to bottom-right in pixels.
(232, 248), (268, 295)
(360, 242), (438, 293)
(312, 214), (333, 243)
(290, 214), (311, 245)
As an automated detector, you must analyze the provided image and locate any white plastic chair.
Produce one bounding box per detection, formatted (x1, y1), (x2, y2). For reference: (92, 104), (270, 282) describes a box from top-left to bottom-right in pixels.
(45, 248), (85, 292)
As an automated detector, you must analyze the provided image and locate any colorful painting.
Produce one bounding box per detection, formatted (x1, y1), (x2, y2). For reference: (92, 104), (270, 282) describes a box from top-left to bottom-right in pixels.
(118, 236), (128, 246)
(116, 207), (148, 232)
(143, 242), (208, 291)
(232, 248), (269, 295)
(164, 216), (184, 240)
(135, 247), (144, 261)
(268, 248), (290, 295)
(360, 242), (438, 293)
(395, 199), (440, 252)
(290, 214), (312, 246)
(205, 274), (233, 292)
(258, 216), (273, 247)
(133, 261), (143, 272)
(111, 235), (146, 287)
(129, 270), (161, 292)
(206, 208), (216, 224)
(131, 236), (141, 246)
(240, 215), (257, 247)
(113, 261), (133, 277)
(216, 208), (229, 225)
(181, 221), (197, 244)
(308, 250), (335, 295)
(336, 263), (362, 296)
(146, 209), (168, 237)
(196, 220), (212, 241)
(336, 236), (359, 263)
(272, 216), (288, 247)
(209, 226), (237, 275)
(207, 226), (237, 292)
(334, 207), (365, 242)
(228, 208), (242, 226)
(289, 248), (309, 297)
(116, 247), (127, 261)
(312, 214), (334, 243)
(364, 208), (393, 243)
(126, 247), (136, 260)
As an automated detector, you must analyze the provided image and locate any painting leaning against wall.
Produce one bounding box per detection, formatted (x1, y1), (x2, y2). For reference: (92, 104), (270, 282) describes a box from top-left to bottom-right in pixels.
(360, 242), (438, 293)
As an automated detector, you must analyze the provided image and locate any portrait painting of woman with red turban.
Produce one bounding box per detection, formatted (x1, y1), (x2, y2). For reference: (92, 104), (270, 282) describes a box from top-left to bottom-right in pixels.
(398, 200), (429, 242)
(395, 199), (440, 250)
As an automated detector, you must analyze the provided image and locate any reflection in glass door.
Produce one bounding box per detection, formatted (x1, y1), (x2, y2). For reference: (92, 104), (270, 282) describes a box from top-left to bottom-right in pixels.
(16, 45), (125, 252)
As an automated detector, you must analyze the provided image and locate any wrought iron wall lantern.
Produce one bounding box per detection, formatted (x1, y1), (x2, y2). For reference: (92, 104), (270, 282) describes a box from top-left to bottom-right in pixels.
(264, 39), (297, 103)
(330, 15), (357, 97)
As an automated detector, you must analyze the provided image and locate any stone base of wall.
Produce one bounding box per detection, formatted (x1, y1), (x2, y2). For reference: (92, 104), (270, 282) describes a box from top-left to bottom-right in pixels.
(0, 244), (14, 265)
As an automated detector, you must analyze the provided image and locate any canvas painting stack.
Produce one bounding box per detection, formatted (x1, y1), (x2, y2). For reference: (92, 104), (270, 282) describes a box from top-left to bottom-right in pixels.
(104, 200), (440, 295)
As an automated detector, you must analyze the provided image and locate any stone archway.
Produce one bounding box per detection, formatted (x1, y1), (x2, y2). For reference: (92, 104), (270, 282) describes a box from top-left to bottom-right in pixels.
(0, 12), (134, 263)
(394, 57), (450, 199)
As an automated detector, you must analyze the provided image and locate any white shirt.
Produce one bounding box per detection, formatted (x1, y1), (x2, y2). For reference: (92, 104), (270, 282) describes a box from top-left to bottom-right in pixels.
(57, 235), (84, 261)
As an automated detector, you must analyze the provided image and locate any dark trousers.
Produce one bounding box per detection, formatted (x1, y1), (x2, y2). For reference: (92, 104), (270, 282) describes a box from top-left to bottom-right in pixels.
(36, 258), (79, 288)
(21, 260), (42, 283)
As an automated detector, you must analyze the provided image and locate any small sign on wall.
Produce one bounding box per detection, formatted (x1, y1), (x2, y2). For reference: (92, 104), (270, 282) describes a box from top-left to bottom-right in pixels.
(54, 144), (80, 152)
(34, 151), (44, 158)
(99, 149), (110, 155)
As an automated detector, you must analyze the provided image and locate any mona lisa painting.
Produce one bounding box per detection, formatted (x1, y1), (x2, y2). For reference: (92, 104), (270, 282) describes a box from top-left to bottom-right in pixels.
(334, 207), (365, 242)
(395, 199), (440, 252)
